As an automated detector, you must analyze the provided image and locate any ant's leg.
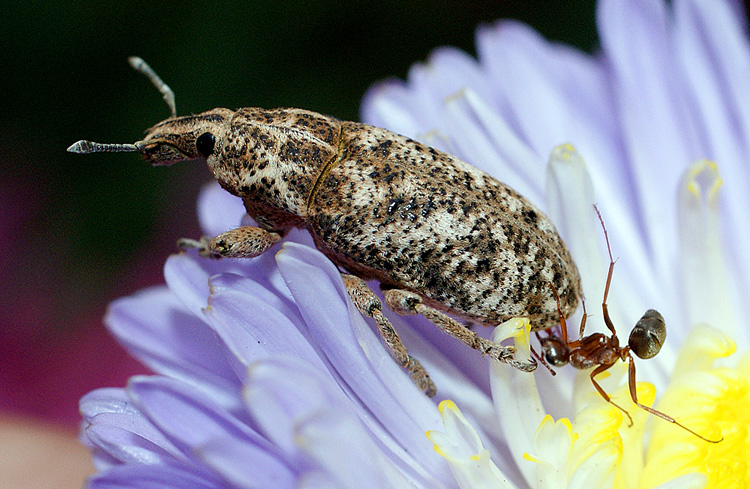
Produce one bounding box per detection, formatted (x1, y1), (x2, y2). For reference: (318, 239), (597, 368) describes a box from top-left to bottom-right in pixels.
(548, 283), (572, 345)
(530, 341), (557, 376)
(625, 356), (721, 443)
(578, 298), (589, 338)
(594, 206), (619, 337)
(590, 363), (634, 427)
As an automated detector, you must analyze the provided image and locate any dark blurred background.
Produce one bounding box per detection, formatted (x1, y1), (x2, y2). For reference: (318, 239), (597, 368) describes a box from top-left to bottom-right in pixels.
(1, 0), (603, 424)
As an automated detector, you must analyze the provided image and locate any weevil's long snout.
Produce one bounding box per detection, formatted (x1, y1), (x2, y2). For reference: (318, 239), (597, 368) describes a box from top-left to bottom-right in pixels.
(67, 140), (143, 154)
(68, 57), (180, 160)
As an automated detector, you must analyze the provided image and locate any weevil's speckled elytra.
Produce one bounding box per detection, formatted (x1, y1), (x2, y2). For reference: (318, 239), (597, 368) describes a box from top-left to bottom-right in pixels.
(69, 58), (581, 396)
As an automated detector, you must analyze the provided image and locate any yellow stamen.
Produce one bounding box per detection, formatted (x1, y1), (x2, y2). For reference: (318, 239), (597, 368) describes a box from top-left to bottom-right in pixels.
(643, 325), (747, 488)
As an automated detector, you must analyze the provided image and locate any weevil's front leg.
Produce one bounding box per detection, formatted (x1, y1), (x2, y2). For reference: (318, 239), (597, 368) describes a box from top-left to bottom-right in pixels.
(341, 274), (436, 397)
(178, 226), (281, 259)
(383, 289), (537, 372)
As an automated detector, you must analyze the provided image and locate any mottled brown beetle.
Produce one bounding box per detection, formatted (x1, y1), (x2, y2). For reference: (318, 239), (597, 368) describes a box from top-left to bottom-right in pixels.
(539, 208), (721, 443)
(69, 58), (582, 396)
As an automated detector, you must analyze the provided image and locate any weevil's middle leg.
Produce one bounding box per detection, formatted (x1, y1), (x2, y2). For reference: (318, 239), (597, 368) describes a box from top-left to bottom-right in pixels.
(341, 275), (436, 397)
(383, 288), (537, 373)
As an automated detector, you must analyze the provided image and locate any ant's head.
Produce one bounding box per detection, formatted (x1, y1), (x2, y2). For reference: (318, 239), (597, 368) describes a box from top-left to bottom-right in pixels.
(540, 335), (570, 367)
(628, 309), (666, 359)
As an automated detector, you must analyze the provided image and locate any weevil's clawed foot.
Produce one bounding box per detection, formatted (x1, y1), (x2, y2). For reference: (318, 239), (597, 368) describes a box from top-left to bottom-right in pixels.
(484, 344), (536, 372)
(508, 357), (538, 372)
(177, 236), (222, 259)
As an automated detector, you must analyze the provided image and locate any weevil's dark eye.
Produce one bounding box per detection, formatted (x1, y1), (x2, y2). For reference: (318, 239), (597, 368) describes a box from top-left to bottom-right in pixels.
(629, 309), (666, 359)
(195, 132), (216, 157)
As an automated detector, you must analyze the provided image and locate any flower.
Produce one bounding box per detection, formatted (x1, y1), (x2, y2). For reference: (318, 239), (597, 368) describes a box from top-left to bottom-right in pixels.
(362, 0), (750, 486)
(81, 184), (466, 488)
(81, 0), (750, 488)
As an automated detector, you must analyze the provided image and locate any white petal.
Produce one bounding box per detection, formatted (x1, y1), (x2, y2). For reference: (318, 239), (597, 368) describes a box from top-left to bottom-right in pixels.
(651, 472), (708, 489)
(489, 324), (547, 485)
(677, 160), (739, 337)
(427, 400), (518, 489)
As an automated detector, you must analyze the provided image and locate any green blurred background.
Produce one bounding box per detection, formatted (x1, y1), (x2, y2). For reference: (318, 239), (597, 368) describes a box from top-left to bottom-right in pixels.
(2, 0), (603, 423)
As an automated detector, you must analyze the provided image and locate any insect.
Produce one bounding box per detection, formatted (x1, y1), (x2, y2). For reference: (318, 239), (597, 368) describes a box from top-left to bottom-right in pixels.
(68, 57), (582, 396)
(539, 207), (721, 443)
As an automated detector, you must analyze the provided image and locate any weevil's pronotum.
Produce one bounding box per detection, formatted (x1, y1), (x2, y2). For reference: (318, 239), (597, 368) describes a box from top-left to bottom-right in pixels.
(539, 207), (721, 443)
(69, 58), (582, 396)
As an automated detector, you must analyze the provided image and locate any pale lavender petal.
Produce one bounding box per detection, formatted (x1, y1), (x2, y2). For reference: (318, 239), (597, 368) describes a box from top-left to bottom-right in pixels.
(598, 0), (694, 280)
(105, 287), (242, 408)
(87, 464), (222, 489)
(295, 410), (418, 489)
(80, 388), (137, 421)
(203, 285), (325, 367)
(162, 254), (213, 317)
(477, 21), (607, 161)
(243, 356), (340, 456)
(84, 424), (179, 467)
(128, 377), (291, 479)
(275, 243), (451, 481)
(208, 272), (302, 326)
(438, 89), (542, 202)
(243, 356), (439, 489)
(673, 0), (750, 326)
(360, 80), (444, 149)
(198, 435), (296, 489)
(673, 0), (750, 172)
(477, 22), (629, 205)
(80, 388), (206, 475)
(196, 182), (247, 237)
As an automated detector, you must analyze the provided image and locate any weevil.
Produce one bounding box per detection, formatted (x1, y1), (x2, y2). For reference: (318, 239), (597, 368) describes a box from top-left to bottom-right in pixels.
(69, 58), (582, 396)
(539, 207), (721, 443)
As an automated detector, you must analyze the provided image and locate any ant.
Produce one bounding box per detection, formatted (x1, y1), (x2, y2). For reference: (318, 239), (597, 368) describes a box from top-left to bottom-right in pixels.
(535, 207), (721, 443)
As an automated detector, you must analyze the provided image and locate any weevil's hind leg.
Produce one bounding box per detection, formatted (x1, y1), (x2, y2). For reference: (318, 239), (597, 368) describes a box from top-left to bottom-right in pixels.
(383, 288), (537, 373)
(178, 226), (281, 259)
(341, 275), (437, 397)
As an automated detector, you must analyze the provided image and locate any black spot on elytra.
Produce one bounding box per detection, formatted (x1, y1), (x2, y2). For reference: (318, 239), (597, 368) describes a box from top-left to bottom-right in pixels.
(522, 209), (538, 225)
(476, 258), (491, 272)
(387, 198), (404, 215)
(372, 139), (393, 157)
(421, 199), (435, 217)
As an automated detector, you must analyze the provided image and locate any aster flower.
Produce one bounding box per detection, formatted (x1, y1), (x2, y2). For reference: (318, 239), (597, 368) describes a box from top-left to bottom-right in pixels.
(363, 0), (750, 486)
(81, 0), (750, 488)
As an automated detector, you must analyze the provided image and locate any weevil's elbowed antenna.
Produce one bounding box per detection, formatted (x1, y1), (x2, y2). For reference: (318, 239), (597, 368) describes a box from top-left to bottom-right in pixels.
(66, 57), (175, 155)
(127, 56), (176, 117)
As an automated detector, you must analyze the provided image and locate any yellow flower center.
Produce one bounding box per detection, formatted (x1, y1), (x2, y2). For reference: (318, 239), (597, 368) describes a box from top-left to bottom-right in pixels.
(641, 324), (749, 488)
(428, 317), (748, 489)
(521, 324), (747, 488)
